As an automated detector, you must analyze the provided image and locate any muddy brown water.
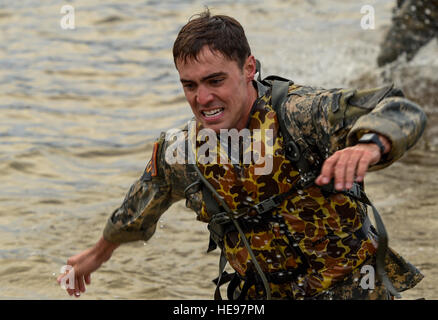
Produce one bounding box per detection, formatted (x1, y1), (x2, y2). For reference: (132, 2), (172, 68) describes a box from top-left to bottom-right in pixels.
(0, 0), (436, 299)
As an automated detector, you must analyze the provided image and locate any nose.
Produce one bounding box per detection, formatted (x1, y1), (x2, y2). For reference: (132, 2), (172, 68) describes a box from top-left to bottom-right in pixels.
(196, 85), (214, 106)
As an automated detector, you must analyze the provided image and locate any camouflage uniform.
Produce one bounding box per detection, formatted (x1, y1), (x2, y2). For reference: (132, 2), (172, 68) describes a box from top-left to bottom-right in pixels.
(103, 80), (426, 300)
(377, 0), (438, 67)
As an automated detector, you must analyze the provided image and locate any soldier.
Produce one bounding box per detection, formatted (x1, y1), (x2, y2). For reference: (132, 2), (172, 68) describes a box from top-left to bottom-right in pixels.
(58, 10), (427, 300)
(377, 0), (438, 67)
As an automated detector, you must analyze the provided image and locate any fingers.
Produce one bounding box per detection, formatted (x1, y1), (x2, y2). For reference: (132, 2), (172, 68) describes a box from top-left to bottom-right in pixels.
(355, 153), (372, 183)
(344, 151), (362, 189)
(333, 151), (350, 190)
(316, 146), (376, 191)
(57, 266), (88, 298)
(77, 275), (86, 294)
(85, 274), (91, 285)
(315, 152), (339, 186)
(75, 278), (80, 298)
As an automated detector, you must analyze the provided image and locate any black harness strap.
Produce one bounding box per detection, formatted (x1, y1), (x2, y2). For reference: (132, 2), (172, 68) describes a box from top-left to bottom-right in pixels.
(258, 65), (319, 190)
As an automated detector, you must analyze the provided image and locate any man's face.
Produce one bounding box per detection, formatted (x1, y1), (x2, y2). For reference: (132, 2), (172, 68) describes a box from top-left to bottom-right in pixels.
(176, 46), (256, 133)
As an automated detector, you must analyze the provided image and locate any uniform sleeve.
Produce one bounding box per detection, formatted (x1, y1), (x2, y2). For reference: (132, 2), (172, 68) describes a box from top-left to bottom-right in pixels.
(283, 84), (427, 171)
(103, 133), (178, 243)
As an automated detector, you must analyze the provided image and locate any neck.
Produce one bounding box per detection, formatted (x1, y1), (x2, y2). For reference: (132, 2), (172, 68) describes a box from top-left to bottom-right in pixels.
(236, 83), (258, 131)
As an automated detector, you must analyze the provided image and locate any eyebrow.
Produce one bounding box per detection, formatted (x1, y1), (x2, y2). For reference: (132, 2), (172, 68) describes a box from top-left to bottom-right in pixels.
(180, 72), (227, 83)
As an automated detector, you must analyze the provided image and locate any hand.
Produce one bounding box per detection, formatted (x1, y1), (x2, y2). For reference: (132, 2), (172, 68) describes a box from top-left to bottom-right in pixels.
(315, 135), (390, 191)
(57, 237), (119, 298)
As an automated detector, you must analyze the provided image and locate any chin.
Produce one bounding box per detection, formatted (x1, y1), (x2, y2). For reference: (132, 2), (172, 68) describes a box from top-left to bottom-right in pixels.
(204, 124), (221, 134)
(203, 122), (226, 134)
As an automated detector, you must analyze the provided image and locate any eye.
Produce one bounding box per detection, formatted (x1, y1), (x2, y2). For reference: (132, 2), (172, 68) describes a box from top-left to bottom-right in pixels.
(182, 82), (196, 91)
(210, 78), (224, 86)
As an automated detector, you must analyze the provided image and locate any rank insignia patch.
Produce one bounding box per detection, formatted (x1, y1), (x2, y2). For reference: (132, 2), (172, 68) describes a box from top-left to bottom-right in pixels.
(141, 142), (159, 181)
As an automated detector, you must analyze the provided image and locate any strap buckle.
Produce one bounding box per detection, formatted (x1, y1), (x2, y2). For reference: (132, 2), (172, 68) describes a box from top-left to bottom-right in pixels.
(284, 141), (300, 162)
(210, 212), (231, 225)
(184, 179), (202, 198)
(253, 197), (281, 215)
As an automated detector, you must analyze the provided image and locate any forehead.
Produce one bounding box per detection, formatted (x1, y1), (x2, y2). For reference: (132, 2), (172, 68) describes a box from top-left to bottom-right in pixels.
(176, 46), (239, 79)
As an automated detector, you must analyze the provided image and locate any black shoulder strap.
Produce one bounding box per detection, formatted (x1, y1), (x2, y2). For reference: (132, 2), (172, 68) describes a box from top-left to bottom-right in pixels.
(258, 61), (318, 189)
(271, 80), (290, 113)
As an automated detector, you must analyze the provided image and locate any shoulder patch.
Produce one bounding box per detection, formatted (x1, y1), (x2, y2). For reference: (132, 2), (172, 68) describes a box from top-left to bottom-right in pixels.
(141, 142), (159, 181)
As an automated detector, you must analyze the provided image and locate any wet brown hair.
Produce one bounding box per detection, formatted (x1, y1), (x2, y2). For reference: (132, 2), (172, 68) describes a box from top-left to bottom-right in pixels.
(173, 9), (251, 69)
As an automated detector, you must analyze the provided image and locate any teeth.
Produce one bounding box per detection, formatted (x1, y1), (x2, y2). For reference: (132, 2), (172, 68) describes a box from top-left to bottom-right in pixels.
(203, 108), (223, 117)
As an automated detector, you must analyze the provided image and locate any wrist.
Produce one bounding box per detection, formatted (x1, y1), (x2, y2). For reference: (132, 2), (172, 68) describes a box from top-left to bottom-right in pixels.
(357, 133), (390, 155)
(378, 135), (391, 154)
(94, 237), (119, 261)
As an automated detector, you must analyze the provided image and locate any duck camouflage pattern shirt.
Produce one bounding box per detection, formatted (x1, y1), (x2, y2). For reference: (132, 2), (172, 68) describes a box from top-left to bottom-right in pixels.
(102, 80), (427, 299)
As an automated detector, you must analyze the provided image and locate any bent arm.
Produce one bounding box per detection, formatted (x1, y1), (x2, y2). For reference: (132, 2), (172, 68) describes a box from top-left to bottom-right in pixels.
(345, 95), (427, 171)
(283, 84), (427, 170)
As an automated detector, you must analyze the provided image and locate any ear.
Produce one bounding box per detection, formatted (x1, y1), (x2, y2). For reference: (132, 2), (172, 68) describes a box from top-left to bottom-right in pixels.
(244, 55), (257, 82)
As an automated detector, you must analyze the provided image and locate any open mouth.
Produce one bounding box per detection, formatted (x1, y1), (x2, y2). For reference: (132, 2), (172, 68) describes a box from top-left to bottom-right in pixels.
(201, 107), (224, 119)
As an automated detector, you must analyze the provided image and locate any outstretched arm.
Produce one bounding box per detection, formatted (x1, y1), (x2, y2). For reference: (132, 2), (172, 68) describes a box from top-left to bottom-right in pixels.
(57, 134), (178, 297)
(57, 236), (119, 297)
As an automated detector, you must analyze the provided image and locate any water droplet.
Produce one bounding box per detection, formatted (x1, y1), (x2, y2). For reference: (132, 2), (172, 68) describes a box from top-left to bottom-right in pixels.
(297, 190), (304, 195)
(276, 254), (282, 259)
(278, 272), (284, 277)
(267, 259), (272, 263)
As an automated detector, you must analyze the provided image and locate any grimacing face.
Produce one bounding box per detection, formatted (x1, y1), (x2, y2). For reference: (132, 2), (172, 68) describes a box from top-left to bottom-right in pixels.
(176, 46), (257, 133)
